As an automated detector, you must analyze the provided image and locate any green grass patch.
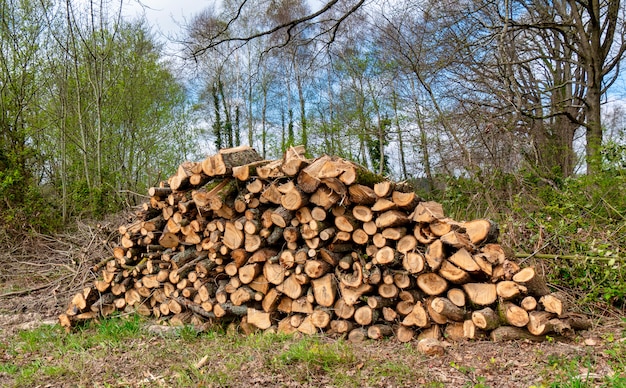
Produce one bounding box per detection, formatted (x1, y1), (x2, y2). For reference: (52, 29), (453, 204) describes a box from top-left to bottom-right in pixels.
(535, 346), (626, 388)
(271, 336), (355, 371)
(94, 313), (142, 340)
(0, 363), (19, 374)
(16, 324), (65, 353)
(367, 360), (416, 386)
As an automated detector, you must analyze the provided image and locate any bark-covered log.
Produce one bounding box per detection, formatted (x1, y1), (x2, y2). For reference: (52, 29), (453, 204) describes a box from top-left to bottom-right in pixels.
(512, 267), (551, 297)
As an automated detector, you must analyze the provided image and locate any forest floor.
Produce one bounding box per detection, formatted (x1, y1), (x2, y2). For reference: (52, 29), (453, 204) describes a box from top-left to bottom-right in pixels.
(0, 217), (624, 387)
(0, 310), (623, 387)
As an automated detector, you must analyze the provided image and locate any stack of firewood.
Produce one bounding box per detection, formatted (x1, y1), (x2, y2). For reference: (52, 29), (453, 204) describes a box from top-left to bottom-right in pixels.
(59, 145), (590, 342)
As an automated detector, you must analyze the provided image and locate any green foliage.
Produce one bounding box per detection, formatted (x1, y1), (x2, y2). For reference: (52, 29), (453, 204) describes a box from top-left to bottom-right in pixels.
(285, 108), (296, 151)
(0, 4), (195, 232)
(0, 315), (148, 386)
(0, 172), (62, 233)
(368, 360), (416, 386)
(17, 324), (65, 353)
(603, 140), (626, 172)
(212, 83), (224, 150)
(521, 169), (626, 306)
(0, 165), (24, 202)
(366, 116), (390, 176)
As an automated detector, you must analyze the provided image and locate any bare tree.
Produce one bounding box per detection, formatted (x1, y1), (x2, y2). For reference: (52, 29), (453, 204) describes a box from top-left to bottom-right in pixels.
(413, 0), (626, 178)
(482, 0), (624, 175)
(185, 0), (366, 59)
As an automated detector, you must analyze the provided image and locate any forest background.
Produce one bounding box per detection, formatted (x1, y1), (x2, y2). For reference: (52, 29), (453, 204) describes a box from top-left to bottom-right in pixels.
(0, 0), (625, 312)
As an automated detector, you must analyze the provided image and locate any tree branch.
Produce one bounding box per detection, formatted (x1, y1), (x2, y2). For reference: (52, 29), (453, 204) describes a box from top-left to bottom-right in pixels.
(190, 0), (345, 59)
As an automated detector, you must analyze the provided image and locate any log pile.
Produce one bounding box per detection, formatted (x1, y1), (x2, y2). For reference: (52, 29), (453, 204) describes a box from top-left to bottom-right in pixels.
(59, 145), (591, 342)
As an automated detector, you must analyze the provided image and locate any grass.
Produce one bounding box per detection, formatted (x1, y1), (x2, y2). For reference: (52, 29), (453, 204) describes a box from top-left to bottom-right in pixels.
(272, 336), (354, 370)
(0, 314), (624, 387)
(531, 325), (626, 388)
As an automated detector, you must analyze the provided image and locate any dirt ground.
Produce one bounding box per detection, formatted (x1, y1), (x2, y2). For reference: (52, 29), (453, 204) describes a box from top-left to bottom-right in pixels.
(0, 303), (623, 387)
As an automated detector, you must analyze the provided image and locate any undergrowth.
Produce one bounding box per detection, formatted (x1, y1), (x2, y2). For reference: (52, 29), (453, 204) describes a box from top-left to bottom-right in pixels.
(425, 163), (626, 313)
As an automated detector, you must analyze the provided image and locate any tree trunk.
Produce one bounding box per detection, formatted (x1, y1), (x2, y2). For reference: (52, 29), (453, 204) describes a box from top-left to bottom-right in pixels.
(585, 86), (603, 174)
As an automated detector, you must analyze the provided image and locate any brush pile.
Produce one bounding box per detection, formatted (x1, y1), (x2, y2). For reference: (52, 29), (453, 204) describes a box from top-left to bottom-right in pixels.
(60, 146), (590, 342)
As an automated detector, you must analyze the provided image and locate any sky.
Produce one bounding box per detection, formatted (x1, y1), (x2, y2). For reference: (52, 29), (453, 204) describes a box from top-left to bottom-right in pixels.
(123, 0), (212, 40)
(117, 0), (626, 109)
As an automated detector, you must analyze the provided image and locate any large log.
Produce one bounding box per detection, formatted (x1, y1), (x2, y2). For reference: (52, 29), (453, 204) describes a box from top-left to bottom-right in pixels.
(281, 186), (309, 211)
(540, 292), (570, 316)
(311, 308), (332, 329)
(512, 267), (551, 297)
(169, 161), (198, 191)
(412, 201), (444, 223)
(354, 305), (377, 326)
(339, 283), (373, 306)
(257, 159), (284, 179)
(499, 301), (530, 327)
(496, 281), (527, 300)
(440, 231), (474, 251)
(438, 260), (471, 284)
(471, 307), (501, 330)
(348, 184), (377, 205)
(247, 308), (272, 330)
(233, 160), (271, 181)
(304, 259), (332, 279)
(416, 273), (448, 296)
(395, 325), (415, 343)
(402, 301), (429, 328)
(402, 252), (425, 274)
(448, 248), (480, 273)
(527, 311), (557, 336)
(297, 156), (331, 193)
(333, 299), (355, 320)
(416, 338), (445, 356)
(310, 186), (340, 209)
(276, 275), (303, 299)
(223, 221), (244, 250)
(462, 283), (497, 306)
(391, 191), (420, 211)
(281, 145), (308, 176)
(375, 210), (411, 229)
(367, 324), (393, 340)
(462, 219), (499, 246)
(310, 273), (337, 307)
(447, 288), (466, 307)
(490, 326), (548, 342)
(424, 239), (445, 271)
(352, 205), (373, 223)
(430, 297), (466, 322)
(214, 146), (262, 176)
(371, 198), (396, 212)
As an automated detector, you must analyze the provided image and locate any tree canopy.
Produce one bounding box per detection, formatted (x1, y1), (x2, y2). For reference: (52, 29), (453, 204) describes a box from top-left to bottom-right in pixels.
(1, 0), (625, 231)
(0, 0), (198, 230)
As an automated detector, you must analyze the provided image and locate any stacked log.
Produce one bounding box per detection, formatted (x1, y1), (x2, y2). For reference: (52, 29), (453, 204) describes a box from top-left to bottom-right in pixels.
(60, 145), (591, 342)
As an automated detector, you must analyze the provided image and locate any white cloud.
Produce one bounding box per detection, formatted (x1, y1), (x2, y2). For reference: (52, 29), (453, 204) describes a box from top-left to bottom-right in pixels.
(124, 0), (212, 38)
